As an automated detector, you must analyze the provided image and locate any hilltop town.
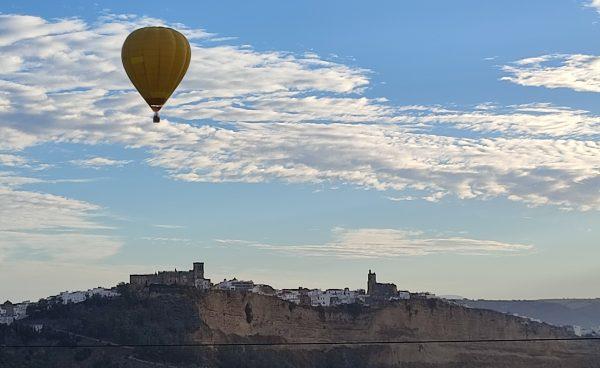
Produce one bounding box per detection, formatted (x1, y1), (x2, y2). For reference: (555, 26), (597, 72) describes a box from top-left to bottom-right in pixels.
(2, 261), (597, 339)
(129, 261), (435, 307)
(0, 261), (433, 327)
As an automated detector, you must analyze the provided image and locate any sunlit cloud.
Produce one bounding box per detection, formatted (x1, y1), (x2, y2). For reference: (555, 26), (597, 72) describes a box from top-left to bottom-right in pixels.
(502, 54), (600, 93)
(216, 227), (533, 259)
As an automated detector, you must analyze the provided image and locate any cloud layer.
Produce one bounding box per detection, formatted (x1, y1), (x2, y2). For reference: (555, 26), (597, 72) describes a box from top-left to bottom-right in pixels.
(0, 13), (597, 213)
(216, 227), (533, 259)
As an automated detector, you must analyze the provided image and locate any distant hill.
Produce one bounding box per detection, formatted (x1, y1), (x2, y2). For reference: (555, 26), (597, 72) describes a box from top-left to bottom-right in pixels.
(455, 299), (600, 330)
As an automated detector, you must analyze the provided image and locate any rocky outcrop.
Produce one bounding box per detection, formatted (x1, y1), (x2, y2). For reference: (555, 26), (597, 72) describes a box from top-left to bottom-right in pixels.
(188, 290), (600, 367)
(194, 290), (569, 343)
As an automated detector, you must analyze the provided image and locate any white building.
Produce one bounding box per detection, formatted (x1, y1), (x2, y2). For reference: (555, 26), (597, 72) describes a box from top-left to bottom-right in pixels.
(274, 288), (367, 307)
(13, 302), (30, 319)
(251, 284), (276, 295)
(0, 300), (31, 325)
(278, 289), (302, 304)
(58, 287), (120, 304)
(58, 291), (88, 304)
(215, 278), (255, 292)
(391, 291), (411, 301)
(311, 288), (362, 307)
(85, 288), (120, 299)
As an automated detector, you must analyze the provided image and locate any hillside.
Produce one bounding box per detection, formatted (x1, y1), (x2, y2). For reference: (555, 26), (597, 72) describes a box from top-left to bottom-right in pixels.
(1, 286), (599, 367)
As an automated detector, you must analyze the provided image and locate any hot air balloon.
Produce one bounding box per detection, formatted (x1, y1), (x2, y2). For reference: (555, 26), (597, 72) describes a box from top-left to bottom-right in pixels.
(121, 27), (191, 123)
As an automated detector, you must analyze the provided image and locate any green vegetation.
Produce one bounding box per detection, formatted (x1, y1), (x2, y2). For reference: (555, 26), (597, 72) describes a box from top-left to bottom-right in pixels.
(3, 284), (208, 366)
(29, 284), (201, 345)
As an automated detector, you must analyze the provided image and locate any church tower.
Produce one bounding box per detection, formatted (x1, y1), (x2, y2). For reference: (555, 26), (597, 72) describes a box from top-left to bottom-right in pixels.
(193, 262), (204, 280)
(367, 270), (377, 295)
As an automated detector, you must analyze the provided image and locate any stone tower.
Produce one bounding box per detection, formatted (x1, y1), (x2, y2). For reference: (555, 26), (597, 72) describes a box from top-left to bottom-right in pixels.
(367, 270), (376, 295)
(193, 262), (204, 280)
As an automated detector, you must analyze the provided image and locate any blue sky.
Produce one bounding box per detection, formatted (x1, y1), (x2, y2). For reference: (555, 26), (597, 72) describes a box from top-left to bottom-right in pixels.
(0, 0), (599, 302)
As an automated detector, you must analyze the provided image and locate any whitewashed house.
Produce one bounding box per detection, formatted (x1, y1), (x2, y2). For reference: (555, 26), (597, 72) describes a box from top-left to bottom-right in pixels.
(0, 300), (31, 325)
(311, 288), (360, 307)
(58, 287), (119, 304)
(85, 288), (120, 299)
(278, 289), (301, 304)
(58, 291), (88, 304)
(215, 278), (255, 292)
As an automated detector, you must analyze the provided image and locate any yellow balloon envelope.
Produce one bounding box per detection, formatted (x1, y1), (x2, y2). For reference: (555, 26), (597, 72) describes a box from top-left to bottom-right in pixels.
(121, 27), (191, 122)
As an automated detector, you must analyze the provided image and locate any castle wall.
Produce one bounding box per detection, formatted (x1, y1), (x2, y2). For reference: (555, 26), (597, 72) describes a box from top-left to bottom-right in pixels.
(130, 263), (211, 289)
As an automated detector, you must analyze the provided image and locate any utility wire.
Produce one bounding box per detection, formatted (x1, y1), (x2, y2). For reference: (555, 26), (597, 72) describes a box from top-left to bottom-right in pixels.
(2, 336), (600, 349)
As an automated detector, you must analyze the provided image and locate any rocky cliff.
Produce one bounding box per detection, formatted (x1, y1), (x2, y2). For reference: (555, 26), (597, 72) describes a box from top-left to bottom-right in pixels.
(195, 290), (568, 342)
(189, 290), (600, 367)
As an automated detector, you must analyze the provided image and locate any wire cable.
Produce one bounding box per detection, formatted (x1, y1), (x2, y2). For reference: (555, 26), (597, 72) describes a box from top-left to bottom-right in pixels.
(2, 336), (600, 349)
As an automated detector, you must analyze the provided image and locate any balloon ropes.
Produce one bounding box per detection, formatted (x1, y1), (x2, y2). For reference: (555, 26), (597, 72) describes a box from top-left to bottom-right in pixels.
(121, 27), (191, 123)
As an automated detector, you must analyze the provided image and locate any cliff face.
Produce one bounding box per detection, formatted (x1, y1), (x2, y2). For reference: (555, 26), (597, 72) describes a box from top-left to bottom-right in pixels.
(190, 290), (600, 368)
(195, 290), (568, 343)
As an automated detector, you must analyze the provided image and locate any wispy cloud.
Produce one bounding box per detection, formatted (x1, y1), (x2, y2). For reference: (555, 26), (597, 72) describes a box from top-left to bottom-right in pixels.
(141, 236), (191, 243)
(70, 156), (132, 169)
(0, 185), (121, 262)
(386, 196), (417, 202)
(216, 228), (533, 259)
(0, 153), (51, 170)
(0, 14), (597, 210)
(153, 224), (186, 229)
(0, 153), (28, 167)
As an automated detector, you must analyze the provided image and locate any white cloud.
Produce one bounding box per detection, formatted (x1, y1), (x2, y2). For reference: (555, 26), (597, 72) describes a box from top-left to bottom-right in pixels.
(71, 156), (131, 168)
(140, 236), (191, 243)
(418, 103), (600, 139)
(0, 14), (597, 211)
(216, 227), (533, 259)
(153, 224), (186, 229)
(0, 185), (121, 262)
(502, 54), (600, 93)
(587, 0), (600, 12)
(0, 14), (86, 47)
(0, 171), (43, 187)
(0, 153), (28, 167)
(386, 196), (417, 201)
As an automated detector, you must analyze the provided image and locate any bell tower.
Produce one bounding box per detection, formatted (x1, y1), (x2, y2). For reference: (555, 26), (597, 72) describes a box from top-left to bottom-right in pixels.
(367, 270), (377, 295)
